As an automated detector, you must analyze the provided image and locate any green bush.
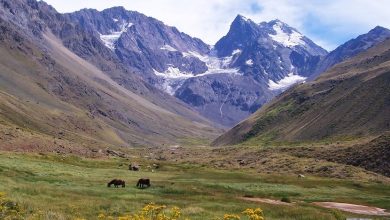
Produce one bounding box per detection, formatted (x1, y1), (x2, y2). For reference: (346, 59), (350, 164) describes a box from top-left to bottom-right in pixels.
(330, 210), (346, 220)
(281, 197), (291, 203)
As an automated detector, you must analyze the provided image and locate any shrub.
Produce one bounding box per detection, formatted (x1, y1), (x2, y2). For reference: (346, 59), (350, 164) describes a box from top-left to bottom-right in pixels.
(0, 192), (25, 220)
(242, 208), (264, 220)
(1, 193), (266, 220)
(97, 203), (265, 220)
(281, 197), (291, 203)
(330, 210), (346, 220)
(98, 203), (181, 220)
(223, 214), (241, 220)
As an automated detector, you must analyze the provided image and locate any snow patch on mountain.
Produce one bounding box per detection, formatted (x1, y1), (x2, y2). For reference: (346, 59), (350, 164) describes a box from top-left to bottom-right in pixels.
(268, 73), (306, 91)
(160, 44), (178, 52)
(270, 22), (305, 48)
(153, 50), (242, 94)
(232, 49), (242, 55)
(246, 59), (253, 66)
(153, 67), (192, 79)
(183, 50), (240, 75)
(99, 22), (133, 50)
(158, 80), (176, 95)
(153, 68), (192, 95)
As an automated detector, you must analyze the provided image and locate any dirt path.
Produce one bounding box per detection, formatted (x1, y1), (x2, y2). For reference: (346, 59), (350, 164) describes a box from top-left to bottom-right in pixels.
(239, 197), (293, 206)
(313, 202), (390, 216)
(240, 197), (390, 216)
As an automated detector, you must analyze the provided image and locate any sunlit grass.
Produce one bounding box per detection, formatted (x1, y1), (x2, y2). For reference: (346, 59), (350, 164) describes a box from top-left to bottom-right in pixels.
(0, 152), (389, 219)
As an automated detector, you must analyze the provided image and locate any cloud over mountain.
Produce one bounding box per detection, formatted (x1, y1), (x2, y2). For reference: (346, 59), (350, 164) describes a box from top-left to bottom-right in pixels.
(42, 0), (390, 50)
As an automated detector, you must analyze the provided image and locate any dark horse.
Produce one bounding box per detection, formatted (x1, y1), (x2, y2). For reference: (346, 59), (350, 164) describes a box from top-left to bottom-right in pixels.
(107, 179), (125, 188)
(136, 178), (150, 188)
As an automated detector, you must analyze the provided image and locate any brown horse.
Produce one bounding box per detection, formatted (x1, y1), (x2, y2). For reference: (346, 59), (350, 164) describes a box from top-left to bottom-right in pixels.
(107, 179), (125, 188)
(136, 178), (150, 188)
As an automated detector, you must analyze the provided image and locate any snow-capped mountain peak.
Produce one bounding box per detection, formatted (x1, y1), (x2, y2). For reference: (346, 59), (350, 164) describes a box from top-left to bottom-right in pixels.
(67, 8), (328, 126)
(269, 21), (305, 48)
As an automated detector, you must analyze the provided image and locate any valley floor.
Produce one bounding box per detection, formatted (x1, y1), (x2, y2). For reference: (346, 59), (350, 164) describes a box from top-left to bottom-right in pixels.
(0, 149), (389, 220)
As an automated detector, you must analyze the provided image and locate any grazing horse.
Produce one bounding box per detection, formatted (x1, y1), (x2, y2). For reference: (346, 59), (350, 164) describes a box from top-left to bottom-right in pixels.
(107, 179), (126, 188)
(136, 178), (151, 188)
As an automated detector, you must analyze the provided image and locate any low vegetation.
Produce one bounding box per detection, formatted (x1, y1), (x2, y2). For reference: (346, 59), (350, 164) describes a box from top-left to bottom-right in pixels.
(280, 197), (291, 203)
(1, 192), (264, 220)
(0, 152), (389, 219)
(0, 192), (24, 219)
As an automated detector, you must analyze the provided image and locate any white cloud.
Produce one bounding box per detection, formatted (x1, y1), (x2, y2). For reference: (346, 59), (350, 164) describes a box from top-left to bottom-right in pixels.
(42, 0), (390, 50)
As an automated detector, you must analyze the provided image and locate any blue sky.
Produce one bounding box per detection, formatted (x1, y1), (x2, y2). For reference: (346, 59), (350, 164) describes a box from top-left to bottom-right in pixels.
(41, 0), (390, 51)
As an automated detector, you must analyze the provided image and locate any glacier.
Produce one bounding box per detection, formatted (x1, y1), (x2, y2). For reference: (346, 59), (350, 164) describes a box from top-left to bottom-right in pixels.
(99, 22), (133, 50)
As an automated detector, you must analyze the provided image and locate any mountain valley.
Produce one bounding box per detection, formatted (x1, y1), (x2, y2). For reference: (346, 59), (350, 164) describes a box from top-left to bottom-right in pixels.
(0, 0), (389, 219)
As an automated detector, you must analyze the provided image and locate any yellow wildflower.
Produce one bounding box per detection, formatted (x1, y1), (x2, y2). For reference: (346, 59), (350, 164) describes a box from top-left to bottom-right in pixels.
(223, 214), (241, 220)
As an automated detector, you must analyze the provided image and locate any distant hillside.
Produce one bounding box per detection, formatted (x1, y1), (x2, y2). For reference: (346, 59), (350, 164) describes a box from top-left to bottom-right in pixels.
(282, 132), (390, 177)
(0, 0), (220, 152)
(311, 26), (390, 79)
(213, 39), (390, 146)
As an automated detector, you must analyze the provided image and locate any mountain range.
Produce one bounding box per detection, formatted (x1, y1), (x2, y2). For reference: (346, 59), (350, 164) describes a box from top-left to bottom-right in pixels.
(213, 37), (390, 146)
(52, 8), (330, 126)
(59, 7), (390, 127)
(0, 0), (389, 149)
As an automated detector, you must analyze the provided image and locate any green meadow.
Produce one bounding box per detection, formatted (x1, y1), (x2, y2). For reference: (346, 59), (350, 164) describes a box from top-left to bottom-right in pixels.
(0, 152), (389, 219)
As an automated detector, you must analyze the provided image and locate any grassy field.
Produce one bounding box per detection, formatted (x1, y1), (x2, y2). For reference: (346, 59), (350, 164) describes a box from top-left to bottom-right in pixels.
(0, 152), (389, 219)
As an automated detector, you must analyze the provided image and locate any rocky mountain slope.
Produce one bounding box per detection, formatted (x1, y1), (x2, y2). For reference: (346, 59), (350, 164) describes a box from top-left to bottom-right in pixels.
(49, 5), (390, 128)
(178, 22), (390, 127)
(176, 16), (327, 126)
(311, 26), (390, 79)
(213, 38), (390, 146)
(282, 132), (390, 177)
(2, 0), (389, 150)
(60, 9), (328, 126)
(0, 0), (221, 151)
